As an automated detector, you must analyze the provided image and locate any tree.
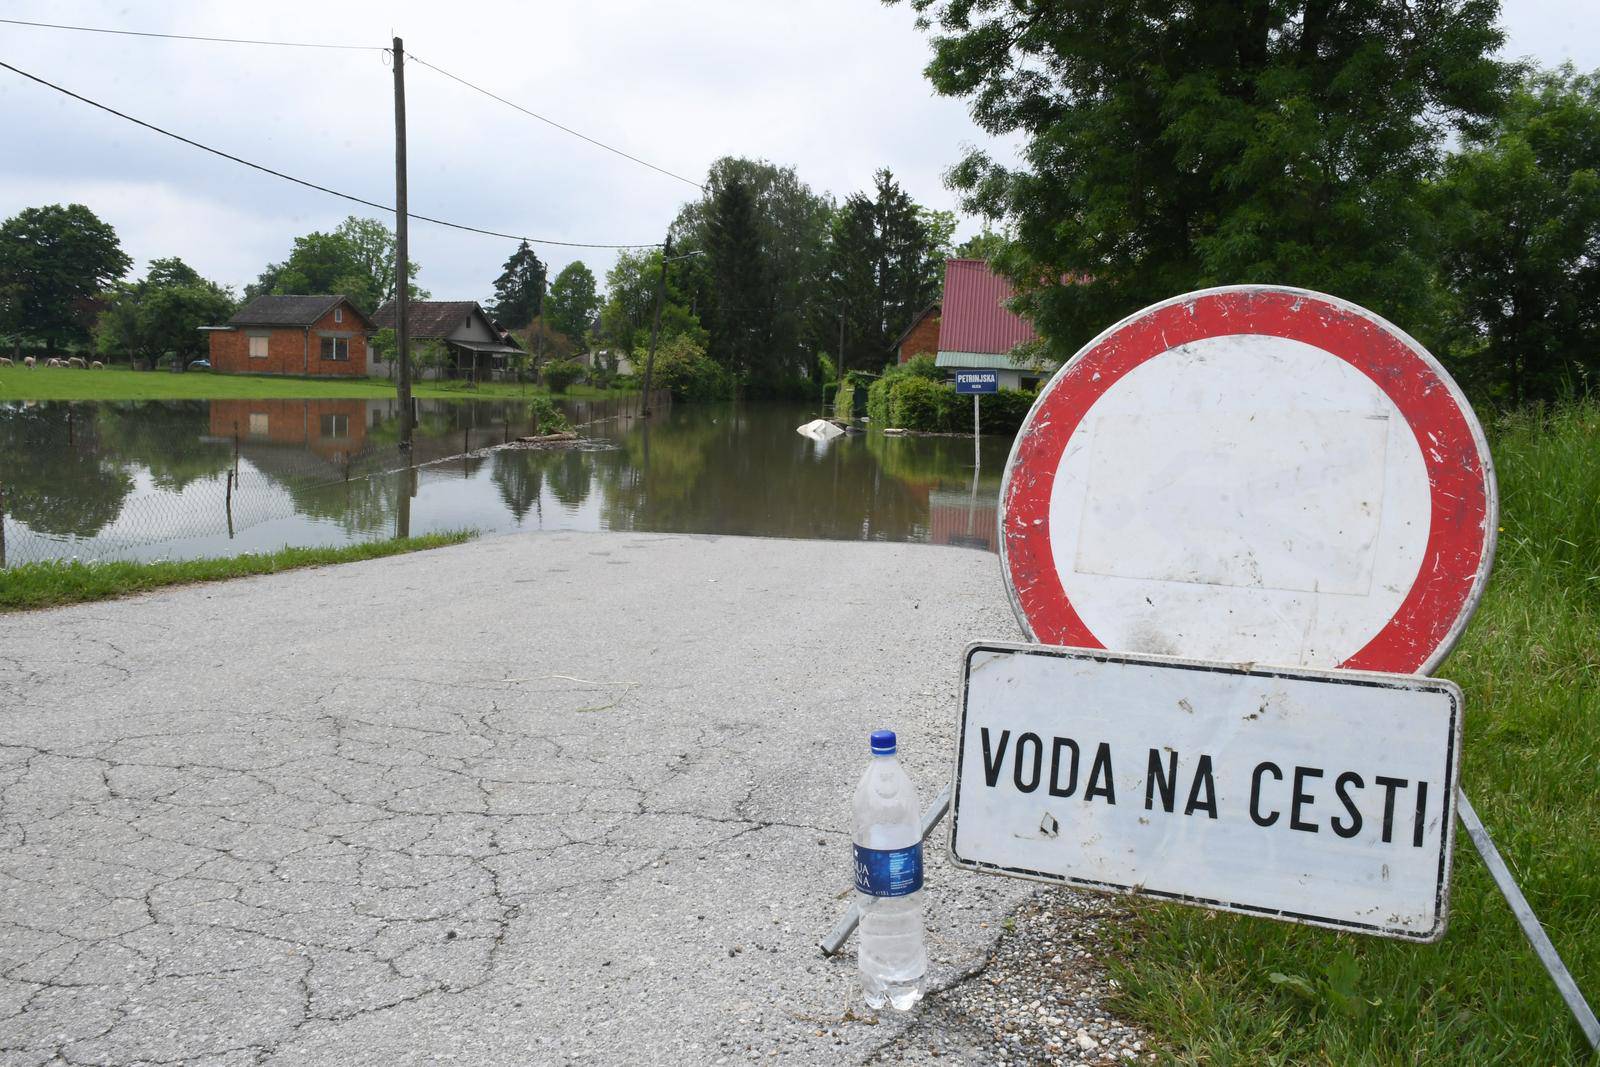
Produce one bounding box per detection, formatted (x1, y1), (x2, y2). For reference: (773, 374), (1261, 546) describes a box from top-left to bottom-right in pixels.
(0, 203), (131, 356)
(1434, 64), (1600, 404)
(545, 261), (600, 347)
(829, 194), (882, 373)
(598, 247), (706, 367)
(955, 229), (1009, 261)
(898, 0), (1509, 357)
(704, 174), (767, 380)
(247, 216), (422, 312)
(826, 170), (946, 371)
(671, 157), (835, 390)
(490, 241), (547, 330)
(95, 257), (235, 370)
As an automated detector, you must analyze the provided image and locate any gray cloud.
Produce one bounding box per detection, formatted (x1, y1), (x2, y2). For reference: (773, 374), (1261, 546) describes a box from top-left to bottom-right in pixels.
(0, 0), (1590, 303)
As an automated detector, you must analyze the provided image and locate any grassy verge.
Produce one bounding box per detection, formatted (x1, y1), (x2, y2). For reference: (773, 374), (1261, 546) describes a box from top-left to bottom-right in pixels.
(0, 530), (475, 612)
(1107, 401), (1599, 1063)
(0, 366), (627, 402)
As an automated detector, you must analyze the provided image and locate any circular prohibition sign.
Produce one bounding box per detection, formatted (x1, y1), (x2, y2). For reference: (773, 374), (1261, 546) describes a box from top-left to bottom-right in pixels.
(998, 285), (1497, 676)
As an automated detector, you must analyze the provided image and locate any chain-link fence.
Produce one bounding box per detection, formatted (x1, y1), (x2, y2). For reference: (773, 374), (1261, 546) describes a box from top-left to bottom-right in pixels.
(0, 391), (668, 568)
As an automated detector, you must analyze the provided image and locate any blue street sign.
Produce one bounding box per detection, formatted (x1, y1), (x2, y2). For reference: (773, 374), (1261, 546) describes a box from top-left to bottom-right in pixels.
(955, 371), (999, 395)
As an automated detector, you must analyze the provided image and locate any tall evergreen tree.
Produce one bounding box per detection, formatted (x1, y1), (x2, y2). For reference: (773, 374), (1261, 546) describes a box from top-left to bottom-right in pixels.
(825, 170), (946, 370)
(896, 0), (1509, 354)
(828, 194), (882, 373)
(704, 176), (767, 380)
(490, 241), (548, 330)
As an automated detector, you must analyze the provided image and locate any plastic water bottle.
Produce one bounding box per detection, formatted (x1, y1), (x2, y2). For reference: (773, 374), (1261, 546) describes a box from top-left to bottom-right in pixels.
(853, 729), (927, 1011)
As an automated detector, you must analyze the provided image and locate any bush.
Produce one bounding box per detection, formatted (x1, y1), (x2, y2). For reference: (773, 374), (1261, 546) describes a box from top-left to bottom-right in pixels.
(869, 355), (949, 423)
(979, 387), (1037, 434)
(542, 359), (584, 394)
(888, 375), (963, 431)
(878, 373), (1038, 434)
(650, 335), (733, 402)
(901, 354), (942, 381)
(528, 395), (570, 433)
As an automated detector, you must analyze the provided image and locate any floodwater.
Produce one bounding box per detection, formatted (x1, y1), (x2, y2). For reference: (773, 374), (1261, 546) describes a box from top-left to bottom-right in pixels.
(0, 397), (1009, 567)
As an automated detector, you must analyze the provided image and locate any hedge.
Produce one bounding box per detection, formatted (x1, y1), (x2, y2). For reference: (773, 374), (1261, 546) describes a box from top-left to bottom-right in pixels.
(878, 374), (1037, 435)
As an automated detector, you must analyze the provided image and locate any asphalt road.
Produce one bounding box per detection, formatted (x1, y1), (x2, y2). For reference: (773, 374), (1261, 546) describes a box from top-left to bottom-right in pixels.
(0, 532), (1039, 1065)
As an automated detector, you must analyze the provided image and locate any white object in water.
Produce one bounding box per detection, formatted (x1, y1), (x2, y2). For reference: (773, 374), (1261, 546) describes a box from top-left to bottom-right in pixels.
(797, 418), (844, 441)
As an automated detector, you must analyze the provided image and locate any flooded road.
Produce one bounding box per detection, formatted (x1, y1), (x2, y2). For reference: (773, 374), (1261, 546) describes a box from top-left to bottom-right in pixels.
(0, 397), (1008, 566)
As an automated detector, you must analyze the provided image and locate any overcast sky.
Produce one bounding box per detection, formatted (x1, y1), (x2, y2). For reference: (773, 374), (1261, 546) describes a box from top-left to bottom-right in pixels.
(1, 1), (1595, 304)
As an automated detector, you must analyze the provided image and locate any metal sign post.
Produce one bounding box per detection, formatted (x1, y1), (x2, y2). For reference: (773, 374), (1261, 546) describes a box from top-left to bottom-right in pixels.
(820, 285), (1596, 1051)
(955, 371), (998, 470)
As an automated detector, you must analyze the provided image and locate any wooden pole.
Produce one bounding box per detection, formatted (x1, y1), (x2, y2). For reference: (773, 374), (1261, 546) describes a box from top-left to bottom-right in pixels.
(393, 36), (413, 453)
(639, 234), (671, 418)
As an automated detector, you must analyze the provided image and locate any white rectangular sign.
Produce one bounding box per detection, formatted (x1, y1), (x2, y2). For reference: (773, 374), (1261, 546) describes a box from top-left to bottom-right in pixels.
(949, 643), (1462, 941)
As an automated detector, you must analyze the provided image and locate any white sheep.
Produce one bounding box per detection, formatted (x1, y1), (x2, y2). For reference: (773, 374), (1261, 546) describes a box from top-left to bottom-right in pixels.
(23, 356), (35, 369)
(90, 360), (104, 370)
(67, 356), (87, 369)
(0, 357), (12, 367)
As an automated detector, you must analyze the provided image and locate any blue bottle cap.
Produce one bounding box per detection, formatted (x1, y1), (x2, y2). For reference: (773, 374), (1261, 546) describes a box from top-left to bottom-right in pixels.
(870, 730), (897, 755)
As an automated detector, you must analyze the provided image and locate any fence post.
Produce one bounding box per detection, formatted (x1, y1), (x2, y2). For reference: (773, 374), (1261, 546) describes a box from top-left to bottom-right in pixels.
(0, 477), (7, 569)
(225, 469), (235, 539)
(233, 420), (240, 477)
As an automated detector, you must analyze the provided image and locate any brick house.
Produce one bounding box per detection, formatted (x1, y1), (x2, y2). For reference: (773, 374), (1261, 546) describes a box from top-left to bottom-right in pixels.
(207, 398), (371, 460)
(892, 303), (941, 364)
(202, 295), (373, 377)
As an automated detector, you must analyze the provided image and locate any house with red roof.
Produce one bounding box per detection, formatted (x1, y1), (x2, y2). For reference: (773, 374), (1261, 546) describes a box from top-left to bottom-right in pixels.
(928, 258), (1055, 391)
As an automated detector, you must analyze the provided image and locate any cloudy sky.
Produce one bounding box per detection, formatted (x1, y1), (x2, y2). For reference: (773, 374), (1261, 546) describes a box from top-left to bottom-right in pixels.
(1, 1), (1594, 304)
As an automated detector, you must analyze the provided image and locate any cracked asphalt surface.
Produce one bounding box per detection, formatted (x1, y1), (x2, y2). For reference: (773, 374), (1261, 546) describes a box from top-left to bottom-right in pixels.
(0, 531), (1043, 1065)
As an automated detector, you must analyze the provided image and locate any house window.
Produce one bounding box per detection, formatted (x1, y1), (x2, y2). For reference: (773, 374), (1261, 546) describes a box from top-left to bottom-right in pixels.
(320, 336), (349, 361)
(248, 413), (269, 436)
(320, 413), (349, 439)
(334, 306), (343, 324)
(248, 334), (269, 359)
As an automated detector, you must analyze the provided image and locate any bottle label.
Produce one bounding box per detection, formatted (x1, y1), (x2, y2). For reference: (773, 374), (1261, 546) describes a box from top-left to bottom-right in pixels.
(853, 843), (923, 897)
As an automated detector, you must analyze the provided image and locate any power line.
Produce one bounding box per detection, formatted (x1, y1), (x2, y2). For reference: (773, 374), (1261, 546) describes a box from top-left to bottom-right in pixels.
(1, 16), (707, 194)
(407, 53), (705, 192)
(0, 58), (661, 250)
(0, 16), (380, 50)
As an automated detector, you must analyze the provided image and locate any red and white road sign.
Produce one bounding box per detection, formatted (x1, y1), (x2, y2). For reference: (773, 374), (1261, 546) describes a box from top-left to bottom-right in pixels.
(999, 286), (1497, 675)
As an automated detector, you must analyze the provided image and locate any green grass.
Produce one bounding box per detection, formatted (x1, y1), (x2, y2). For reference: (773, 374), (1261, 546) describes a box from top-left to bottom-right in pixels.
(0, 365), (627, 402)
(0, 530), (475, 611)
(1108, 400), (1600, 1064)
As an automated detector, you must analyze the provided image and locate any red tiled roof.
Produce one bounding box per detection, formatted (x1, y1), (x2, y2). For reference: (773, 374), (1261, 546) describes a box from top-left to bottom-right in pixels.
(938, 259), (1037, 355)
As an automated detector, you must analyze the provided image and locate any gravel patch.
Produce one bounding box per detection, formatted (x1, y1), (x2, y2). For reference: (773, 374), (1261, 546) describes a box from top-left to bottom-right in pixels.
(866, 888), (1155, 1065)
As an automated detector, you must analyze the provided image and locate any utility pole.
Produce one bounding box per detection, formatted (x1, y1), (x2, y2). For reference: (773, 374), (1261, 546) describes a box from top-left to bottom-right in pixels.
(639, 234), (672, 418)
(393, 36), (413, 452)
(837, 308), (845, 415)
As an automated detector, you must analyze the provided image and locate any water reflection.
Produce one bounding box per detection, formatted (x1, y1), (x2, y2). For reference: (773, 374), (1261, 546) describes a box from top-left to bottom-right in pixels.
(0, 399), (1006, 566)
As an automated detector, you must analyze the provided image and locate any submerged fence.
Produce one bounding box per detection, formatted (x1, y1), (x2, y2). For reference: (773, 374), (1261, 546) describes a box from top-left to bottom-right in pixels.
(0, 390), (669, 568)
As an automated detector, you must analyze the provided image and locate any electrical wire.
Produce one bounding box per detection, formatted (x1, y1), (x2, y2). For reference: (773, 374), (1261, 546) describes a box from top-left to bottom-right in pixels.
(406, 53), (705, 192)
(0, 16), (380, 50)
(0, 58), (662, 249)
(0, 17), (707, 193)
